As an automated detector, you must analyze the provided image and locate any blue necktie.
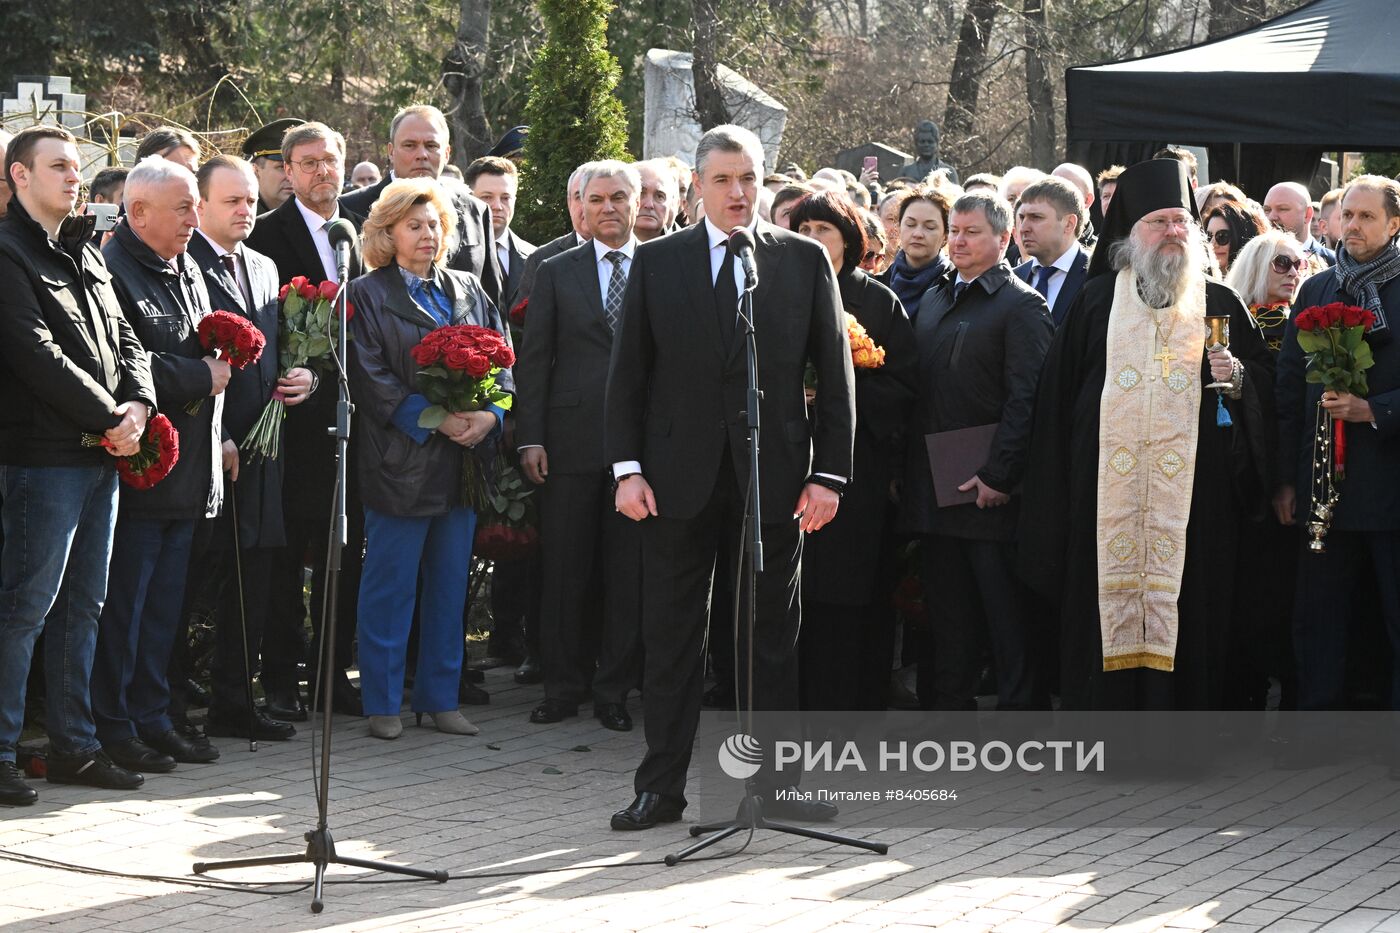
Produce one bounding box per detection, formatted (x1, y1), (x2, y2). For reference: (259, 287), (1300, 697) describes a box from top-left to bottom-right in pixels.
(952, 280), (968, 302)
(1033, 264), (1054, 299)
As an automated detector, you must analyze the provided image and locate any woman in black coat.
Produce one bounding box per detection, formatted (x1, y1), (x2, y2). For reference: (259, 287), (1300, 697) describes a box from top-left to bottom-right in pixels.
(791, 191), (919, 710)
(346, 178), (513, 740)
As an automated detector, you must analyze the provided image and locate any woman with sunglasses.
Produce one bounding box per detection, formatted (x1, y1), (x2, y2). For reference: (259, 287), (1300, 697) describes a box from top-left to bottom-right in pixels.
(1221, 228), (1310, 710)
(1203, 199), (1267, 277)
(1225, 230), (1310, 355)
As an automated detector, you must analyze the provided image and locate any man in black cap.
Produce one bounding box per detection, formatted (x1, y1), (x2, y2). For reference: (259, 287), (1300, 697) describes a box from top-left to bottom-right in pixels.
(241, 118), (304, 216)
(1018, 158), (1275, 711)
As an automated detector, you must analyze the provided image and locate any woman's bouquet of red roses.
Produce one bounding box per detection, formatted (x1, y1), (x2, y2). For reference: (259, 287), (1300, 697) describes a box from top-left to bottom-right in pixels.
(83, 413), (181, 489)
(1295, 301), (1376, 479)
(411, 324), (515, 509)
(242, 276), (352, 462)
(187, 310), (265, 414)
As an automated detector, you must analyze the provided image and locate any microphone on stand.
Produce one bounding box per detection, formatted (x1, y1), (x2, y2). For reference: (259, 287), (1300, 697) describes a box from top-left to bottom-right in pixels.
(728, 227), (759, 291)
(326, 219), (357, 282)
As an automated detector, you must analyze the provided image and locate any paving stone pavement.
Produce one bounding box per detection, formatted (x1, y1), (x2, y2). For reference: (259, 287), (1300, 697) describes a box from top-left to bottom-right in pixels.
(3, 669), (1400, 932)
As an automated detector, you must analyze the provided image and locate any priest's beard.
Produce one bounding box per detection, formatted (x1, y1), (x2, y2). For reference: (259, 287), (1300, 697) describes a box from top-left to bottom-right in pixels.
(1109, 225), (1206, 308)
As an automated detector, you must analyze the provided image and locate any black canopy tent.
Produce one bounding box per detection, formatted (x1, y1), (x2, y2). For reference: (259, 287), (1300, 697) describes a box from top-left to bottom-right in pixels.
(1065, 0), (1400, 197)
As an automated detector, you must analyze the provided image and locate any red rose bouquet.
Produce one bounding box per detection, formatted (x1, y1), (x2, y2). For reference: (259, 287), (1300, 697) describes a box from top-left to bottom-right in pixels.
(472, 459), (538, 561)
(411, 324), (515, 508)
(187, 310), (265, 414)
(242, 277), (352, 462)
(83, 413), (181, 489)
(1295, 301), (1376, 479)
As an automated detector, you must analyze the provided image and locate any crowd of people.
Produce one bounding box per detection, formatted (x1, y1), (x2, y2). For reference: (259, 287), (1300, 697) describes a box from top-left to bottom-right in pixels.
(0, 108), (1398, 824)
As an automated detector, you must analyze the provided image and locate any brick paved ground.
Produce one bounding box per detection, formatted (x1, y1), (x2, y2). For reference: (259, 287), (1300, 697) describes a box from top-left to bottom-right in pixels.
(3, 668), (1400, 932)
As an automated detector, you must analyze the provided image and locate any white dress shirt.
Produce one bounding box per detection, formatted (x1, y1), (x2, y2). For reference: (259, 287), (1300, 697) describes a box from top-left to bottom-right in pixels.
(594, 235), (637, 302)
(497, 238), (511, 279)
(1029, 243), (1080, 311)
(196, 230), (252, 307)
(294, 197), (342, 283)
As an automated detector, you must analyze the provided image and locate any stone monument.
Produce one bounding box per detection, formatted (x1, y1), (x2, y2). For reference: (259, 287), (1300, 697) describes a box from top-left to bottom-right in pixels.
(894, 119), (959, 185)
(643, 49), (787, 170)
(1, 75), (133, 178)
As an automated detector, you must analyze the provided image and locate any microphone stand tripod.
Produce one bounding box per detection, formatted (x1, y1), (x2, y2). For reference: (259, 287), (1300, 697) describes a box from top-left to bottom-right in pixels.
(665, 261), (886, 865)
(193, 273), (448, 911)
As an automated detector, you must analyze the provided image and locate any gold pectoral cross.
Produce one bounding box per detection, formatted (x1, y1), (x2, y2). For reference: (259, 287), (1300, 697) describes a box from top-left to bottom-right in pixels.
(1153, 344), (1176, 377)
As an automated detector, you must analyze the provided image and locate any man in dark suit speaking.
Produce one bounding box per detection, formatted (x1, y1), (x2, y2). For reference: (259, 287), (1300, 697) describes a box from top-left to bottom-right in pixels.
(605, 124), (856, 830)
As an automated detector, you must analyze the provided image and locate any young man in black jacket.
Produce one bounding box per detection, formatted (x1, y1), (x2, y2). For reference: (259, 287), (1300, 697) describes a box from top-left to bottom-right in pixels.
(0, 126), (157, 805)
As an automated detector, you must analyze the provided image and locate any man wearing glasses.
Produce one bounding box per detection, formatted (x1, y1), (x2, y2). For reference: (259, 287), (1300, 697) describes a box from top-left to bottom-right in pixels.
(1019, 158), (1276, 711)
(244, 121), (367, 729)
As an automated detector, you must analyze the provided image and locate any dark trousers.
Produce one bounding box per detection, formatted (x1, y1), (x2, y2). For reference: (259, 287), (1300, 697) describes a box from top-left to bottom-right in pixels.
(538, 472), (642, 705)
(264, 508), (362, 685)
(917, 535), (1037, 711)
(209, 544), (277, 716)
(633, 458), (802, 804)
(92, 516), (196, 742)
(1294, 529), (1400, 710)
(488, 550), (540, 657)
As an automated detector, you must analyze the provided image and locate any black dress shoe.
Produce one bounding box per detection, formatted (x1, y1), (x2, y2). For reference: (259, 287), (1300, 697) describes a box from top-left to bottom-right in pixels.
(206, 709), (297, 741)
(459, 681), (491, 705)
(701, 683), (734, 710)
(46, 750), (144, 789)
(309, 672), (363, 716)
(514, 656), (543, 685)
(462, 667), (485, 684)
(0, 761), (37, 806)
(143, 728), (220, 764)
(529, 698), (578, 724)
(610, 792), (685, 830)
(104, 736), (177, 773)
(594, 702), (633, 732)
(762, 786), (839, 822)
(262, 682), (307, 722)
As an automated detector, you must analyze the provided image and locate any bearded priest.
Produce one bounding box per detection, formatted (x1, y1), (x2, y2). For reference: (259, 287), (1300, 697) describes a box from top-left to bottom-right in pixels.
(1018, 159), (1275, 710)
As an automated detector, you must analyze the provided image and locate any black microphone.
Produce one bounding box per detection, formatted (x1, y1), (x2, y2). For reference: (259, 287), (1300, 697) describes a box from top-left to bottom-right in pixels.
(326, 218), (357, 281)
(729, 227), (758, 290)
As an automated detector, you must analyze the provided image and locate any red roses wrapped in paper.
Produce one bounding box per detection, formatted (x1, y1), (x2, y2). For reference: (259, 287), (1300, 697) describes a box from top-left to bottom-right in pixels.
(83, 413), (181, 489)
(1294, 301), (1377, 479)
(186, 310), (265, 413)
(411, 324), (515, 509)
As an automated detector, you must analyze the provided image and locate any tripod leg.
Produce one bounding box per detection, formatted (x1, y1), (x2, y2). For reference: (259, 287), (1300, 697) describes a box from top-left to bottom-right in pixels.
(756, 820), (888, 855)
(332, 854), (449, 881)
(193, 852), (310, 874)
(688, 819), (738, 835)
(311, 859), (327, 913)
(664, 824), (745, 865)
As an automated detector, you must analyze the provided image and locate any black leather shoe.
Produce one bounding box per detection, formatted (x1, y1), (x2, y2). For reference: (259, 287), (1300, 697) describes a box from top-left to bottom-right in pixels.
(763, 786), (839, 822)
(309, 672), (363, 716)
(262, 681), (307, 722)
(143, 728), (219, 764)
(0, 761), (37, 806)
(514, 656), (543, 685)
(610, 792), (685, 830)
(46, 750), (144, 789)
(206, 709), (297, 741)
(594, 702), (632, 732)
(701, 683), (734, 710)
(530, 699), (578, 724)
(459, 681), (491, 705)
(104, 737), (176, 774)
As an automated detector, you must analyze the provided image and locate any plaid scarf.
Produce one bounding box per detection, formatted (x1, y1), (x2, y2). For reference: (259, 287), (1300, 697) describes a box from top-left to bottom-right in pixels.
(1335, 241), (1400, 337)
